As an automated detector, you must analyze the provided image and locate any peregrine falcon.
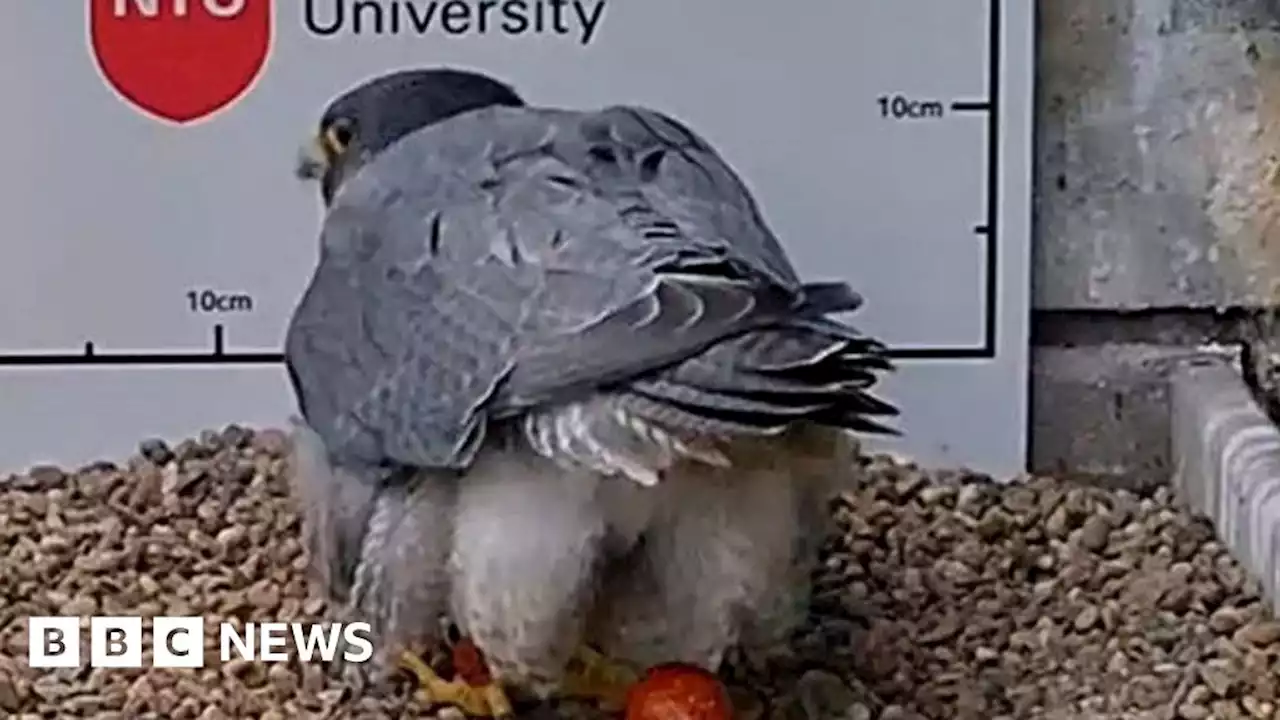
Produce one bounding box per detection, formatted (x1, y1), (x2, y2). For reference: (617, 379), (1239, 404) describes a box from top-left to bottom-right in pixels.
(286, 67), (897, 716)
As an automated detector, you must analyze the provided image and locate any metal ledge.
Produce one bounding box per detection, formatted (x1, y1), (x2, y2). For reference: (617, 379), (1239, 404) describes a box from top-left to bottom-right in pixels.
(1171, 358), (1280, 614)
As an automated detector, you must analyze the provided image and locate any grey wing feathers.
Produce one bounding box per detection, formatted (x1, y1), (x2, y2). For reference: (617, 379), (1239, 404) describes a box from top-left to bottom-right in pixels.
(623, 317), (897, 437)
(284, 102), (894, 473)
(286, 417), (380, 603)
(499, 106), (896, 437)
(569, 105), (803, 289)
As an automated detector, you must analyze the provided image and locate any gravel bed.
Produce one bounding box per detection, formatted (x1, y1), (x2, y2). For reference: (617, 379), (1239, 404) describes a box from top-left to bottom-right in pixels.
(0, 427), (1278, 719)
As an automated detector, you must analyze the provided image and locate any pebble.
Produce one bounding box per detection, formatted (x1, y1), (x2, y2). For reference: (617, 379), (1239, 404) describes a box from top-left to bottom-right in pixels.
(1235, 621), (1280, 647)
(1078, 514), (1112, 552)
(138, 438), (175, 466)
(1073, 604), (1100, 632)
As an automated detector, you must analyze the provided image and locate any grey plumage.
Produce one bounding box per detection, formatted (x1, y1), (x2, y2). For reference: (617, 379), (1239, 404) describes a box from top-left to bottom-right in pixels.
(285, 67), (896, 696)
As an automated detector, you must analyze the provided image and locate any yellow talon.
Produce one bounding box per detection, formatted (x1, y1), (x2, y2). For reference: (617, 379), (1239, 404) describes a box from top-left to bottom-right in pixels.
(399, 650), (513, 717)
(481, 683), (515, 717)
(560, 646), (639, 711)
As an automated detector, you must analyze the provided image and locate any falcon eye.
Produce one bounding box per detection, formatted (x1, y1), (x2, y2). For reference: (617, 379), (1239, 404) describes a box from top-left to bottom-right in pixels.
(323, 118), (356, 155)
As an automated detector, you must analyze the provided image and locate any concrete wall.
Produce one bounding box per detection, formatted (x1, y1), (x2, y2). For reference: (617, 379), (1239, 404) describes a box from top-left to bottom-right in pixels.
(1032, 0), (1280, 485)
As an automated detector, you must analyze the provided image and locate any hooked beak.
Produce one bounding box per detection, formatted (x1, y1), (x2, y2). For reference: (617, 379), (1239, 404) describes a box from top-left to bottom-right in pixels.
(294, 133), (330, 181)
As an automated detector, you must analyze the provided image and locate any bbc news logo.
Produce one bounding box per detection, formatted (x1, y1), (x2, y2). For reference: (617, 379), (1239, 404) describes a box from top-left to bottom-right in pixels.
(28, 616), (373, 668)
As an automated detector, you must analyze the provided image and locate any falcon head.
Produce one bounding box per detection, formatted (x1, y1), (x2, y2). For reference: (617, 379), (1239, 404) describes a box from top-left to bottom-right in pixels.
(295, 67), (525, 205)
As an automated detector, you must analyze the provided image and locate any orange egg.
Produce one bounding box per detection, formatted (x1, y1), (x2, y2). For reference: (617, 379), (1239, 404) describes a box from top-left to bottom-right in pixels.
(451, 637), (493, 686)
(624, 663), (733, 720)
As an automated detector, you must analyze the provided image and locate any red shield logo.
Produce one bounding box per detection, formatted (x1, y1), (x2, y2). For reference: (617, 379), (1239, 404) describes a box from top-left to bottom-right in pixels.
(88, 0), (273, 125)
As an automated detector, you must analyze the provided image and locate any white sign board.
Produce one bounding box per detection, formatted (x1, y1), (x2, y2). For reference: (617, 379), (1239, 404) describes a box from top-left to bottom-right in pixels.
(0, 0), (1034, 477)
